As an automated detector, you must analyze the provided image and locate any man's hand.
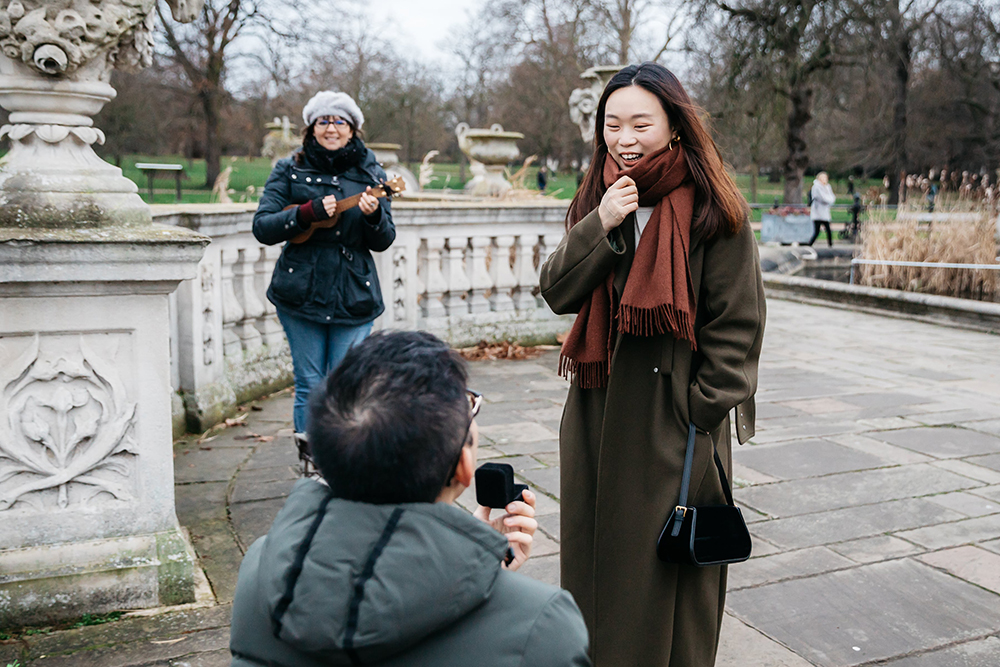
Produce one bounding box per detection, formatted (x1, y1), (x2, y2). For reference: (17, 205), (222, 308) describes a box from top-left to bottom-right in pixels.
(598, 175), (638, 232)
(474, 489), (537, 571)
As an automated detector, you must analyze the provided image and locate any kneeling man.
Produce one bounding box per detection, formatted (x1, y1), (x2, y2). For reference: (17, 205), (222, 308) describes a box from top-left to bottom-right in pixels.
(230, 330), (590, 666)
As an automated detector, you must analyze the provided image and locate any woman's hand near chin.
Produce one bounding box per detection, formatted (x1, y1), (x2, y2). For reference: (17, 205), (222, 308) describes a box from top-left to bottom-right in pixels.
(599, 176), (639, 232)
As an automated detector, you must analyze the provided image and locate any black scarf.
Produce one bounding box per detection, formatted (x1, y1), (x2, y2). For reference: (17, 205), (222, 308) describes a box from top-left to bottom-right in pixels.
(302, 135), (366, 175)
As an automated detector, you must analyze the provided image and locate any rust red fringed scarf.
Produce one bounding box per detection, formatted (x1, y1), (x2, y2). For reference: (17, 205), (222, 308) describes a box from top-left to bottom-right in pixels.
(558, 144), (697, 389)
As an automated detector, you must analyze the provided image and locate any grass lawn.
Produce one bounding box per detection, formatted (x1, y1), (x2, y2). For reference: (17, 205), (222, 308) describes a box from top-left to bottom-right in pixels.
(112, 153), (887, 216)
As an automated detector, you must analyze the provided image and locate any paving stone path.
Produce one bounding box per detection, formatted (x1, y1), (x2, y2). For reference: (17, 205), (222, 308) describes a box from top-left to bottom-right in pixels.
(4, 298), (1000, 666)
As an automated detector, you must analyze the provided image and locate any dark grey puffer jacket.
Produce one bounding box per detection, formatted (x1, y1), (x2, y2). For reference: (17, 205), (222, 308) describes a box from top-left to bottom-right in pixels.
(230, 479), (591, 667)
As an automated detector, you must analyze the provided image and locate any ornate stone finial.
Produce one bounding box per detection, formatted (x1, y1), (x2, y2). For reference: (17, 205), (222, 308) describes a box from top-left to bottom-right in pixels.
(0, 0), (206, 227)
(568, 65), (624, 144)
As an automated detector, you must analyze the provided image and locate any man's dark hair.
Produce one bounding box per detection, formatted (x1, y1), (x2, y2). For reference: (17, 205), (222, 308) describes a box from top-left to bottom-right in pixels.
(307, 330), (470, 504)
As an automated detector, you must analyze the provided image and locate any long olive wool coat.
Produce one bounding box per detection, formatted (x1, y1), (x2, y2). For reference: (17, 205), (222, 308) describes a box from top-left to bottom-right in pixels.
(540, 208), (765, 667)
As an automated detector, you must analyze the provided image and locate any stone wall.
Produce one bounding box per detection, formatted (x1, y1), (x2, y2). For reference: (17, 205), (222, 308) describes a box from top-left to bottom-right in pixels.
(157, 200), (573, 435)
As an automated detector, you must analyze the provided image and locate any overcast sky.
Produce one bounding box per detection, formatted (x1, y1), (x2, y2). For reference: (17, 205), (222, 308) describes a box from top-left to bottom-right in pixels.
(377, 0), (479, 64)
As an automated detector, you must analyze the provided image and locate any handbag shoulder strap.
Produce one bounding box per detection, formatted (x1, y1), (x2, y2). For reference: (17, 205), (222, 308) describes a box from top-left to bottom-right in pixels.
(676, 422), (736, 509)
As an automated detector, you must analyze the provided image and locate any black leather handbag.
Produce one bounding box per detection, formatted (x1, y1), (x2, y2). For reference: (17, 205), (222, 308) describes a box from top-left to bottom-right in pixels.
(656, 423), (752, 566)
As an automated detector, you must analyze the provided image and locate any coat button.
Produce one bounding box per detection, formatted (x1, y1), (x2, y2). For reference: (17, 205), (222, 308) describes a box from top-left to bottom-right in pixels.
(365, 281), (370, 286)
(288, 268), (294, 273)
(326, 316), (331, 321)
(291, 174), (297, 179)
(335, 230), (340, 236)
(653, 367), (658, 373)
(306, 177), (312, 183)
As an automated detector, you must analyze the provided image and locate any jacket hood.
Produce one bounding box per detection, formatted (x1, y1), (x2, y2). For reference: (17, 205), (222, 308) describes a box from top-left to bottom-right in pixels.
(255, 479), (509, 664)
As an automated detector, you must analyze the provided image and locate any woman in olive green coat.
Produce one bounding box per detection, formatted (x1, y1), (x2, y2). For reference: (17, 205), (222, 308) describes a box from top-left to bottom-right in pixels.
(540, 63), (765, 666)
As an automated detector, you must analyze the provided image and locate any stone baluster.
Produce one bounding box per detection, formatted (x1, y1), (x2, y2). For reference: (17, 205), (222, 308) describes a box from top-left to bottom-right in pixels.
(514, 235), (540, 311)
(491, 235), (517, 312)
(446, 236), (472, 316)
(421, 237), (448, 319)
(233, 247), (264, 351)
(539, 233), (564, 308)
(254, 245), (286, 347)
(392, 247), (408, 324)
(220, 248), (245, 360)
(468, 236), (494, 314)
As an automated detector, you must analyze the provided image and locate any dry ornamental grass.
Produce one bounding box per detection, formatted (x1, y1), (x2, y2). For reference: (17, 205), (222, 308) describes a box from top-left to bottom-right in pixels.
(858, 193), (999, 301)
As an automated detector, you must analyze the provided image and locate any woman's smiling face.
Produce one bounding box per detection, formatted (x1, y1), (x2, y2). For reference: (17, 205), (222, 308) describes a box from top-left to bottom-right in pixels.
(314, 115), (353, 151)
(603, 85), (673, 169)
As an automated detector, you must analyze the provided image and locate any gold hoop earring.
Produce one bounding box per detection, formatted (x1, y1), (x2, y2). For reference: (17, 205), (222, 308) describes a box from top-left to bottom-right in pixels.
(668, 135), (680, 151)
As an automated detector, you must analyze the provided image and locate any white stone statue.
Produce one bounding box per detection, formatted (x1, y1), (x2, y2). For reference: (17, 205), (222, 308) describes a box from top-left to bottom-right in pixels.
(262, 115), (299, 166)
(568, 65), (623, 144)
(455, 122), (524, 197)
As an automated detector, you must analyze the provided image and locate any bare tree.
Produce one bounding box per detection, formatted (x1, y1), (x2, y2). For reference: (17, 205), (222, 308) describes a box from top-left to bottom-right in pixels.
(711, 0), (852, 204)
(847, 0), (943, 204)
(156, 0), (303, 186)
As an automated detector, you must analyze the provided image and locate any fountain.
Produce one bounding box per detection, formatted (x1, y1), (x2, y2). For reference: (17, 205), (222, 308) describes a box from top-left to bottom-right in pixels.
(0, 0), (209, 626)
(455, 123), (524, 197)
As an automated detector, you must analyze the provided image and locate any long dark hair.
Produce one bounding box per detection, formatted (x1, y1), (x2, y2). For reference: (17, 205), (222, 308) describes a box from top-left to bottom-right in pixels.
(567, 63), (747, 240)
(293, 119), (366, 164)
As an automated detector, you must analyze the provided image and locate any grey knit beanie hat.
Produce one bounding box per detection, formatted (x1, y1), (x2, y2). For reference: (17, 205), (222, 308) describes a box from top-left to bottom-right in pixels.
(302, 91), (365, 130)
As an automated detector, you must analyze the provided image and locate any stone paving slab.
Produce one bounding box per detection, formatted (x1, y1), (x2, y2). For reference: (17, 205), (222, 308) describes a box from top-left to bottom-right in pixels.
(735, 463), (980, 517)
(874, 427), (1000, 459)
(917, 546), (1000, 595)
(826, 535), (922, 564)
(728, 559), (1000, 667)
(11, 298), (1000, 666)
(882, 636), (1000, 666)
(732, 439), (889, 480)
(728, 546), (854, 590)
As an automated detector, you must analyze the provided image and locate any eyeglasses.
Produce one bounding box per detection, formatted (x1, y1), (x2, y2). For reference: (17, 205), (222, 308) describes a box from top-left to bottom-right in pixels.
(315, 117), (349, 128)
(467, 389), (483, 420)
(447, 389), (483, 484)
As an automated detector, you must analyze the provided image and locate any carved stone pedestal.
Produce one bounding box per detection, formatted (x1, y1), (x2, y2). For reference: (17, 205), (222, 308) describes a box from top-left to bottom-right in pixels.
(0, 229), (208, 627)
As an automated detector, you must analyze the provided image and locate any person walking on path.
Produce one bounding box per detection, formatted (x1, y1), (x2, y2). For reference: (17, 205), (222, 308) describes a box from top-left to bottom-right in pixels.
(252, 91), (395, 438)
(229, 331), (590, 667)
(539, 62), (765, 667)
(809, 171), (836, 247)
(537, 166), (549, 192)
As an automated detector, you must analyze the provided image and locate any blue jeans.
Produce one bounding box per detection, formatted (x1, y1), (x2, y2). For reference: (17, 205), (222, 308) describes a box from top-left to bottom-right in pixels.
(277, 308), (373, 432)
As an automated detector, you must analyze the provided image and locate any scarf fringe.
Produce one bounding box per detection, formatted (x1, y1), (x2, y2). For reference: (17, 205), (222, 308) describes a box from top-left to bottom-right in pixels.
(618, 303), (697, 349)
(558, 354), (610, 389)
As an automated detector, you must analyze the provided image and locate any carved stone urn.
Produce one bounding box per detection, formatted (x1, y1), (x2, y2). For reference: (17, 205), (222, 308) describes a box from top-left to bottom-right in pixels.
(368, 142), (419, 194)
(568, 65), (624, 144)
(0, 0), (209, 627)
(455, 123), (524, 197)
(0, 0), (201, 226)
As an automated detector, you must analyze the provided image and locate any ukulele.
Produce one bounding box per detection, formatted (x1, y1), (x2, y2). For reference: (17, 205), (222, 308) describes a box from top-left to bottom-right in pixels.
(288, 176), (406, 244)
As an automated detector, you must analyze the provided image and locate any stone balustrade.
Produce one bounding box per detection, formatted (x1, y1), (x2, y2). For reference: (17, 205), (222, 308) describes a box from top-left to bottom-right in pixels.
(157, 199), (573, 434)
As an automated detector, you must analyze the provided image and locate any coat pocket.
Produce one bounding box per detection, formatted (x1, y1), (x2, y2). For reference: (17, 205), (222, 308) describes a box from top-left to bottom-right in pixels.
(270, 255), (314, 306)
(338, 255), (380, 317)
(658, 335), (674, 376)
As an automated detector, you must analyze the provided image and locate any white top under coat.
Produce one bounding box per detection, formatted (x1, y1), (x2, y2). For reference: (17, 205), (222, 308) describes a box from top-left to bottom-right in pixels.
(635, 206), (655, 244)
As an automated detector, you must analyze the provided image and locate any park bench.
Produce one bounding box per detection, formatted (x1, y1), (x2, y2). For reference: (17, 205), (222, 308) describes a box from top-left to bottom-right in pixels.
(135, 162), (185, 202)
